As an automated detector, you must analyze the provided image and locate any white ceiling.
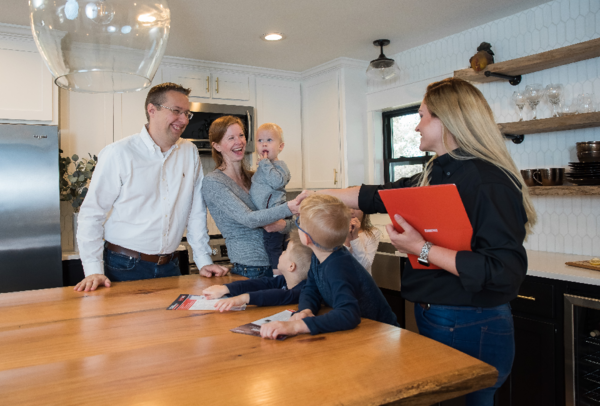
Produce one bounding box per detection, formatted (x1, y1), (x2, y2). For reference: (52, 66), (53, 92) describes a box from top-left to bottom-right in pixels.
(4, 0), (550, 72)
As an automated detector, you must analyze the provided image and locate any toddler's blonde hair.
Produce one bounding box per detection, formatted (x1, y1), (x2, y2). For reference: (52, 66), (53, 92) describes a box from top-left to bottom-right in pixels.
(257, 123), (284, 142)
(299, 194), (350, 249)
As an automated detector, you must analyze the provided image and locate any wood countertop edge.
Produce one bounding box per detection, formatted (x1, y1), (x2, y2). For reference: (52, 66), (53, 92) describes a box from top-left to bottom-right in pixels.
(367, 363), (498, 406)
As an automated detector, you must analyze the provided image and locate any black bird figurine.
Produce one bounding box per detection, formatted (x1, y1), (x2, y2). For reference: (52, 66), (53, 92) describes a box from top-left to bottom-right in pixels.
(470, 42), (495, 72)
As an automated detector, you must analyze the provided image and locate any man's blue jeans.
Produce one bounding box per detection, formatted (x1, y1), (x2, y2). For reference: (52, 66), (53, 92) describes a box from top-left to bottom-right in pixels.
(103, 248), (180, 281)
(231, 263), (272, 279)
(414, 303), (515, 406)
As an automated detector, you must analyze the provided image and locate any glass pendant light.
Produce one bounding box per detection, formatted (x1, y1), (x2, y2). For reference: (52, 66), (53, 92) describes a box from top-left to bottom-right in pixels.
(366, 39), (400, 81)
(29, 0), (170, 93)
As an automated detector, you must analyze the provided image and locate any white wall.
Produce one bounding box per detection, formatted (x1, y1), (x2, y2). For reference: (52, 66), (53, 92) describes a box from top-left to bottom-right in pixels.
(366, 0), (600, 256)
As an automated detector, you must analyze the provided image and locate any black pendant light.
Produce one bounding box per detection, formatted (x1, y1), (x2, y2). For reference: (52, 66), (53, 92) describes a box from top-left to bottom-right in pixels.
(366, 39), (400, 81)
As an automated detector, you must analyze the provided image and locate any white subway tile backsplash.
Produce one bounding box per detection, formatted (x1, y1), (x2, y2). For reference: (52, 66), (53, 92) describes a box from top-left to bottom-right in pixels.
(367, 0), (600, 256)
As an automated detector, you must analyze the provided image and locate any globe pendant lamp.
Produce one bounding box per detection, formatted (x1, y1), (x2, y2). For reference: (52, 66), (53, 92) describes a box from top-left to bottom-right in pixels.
(29, 0), (170, 93)
(366, 39), (400, 81)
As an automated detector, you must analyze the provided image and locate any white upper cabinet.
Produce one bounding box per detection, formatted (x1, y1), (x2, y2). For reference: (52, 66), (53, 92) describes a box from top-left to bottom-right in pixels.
(0, 33), (56, 122)
(255, 77), (302, 190)
(164, 66), (250, 102)
(113, 69), (163, 142)
(302, 70), (342, 189)
(167, 68), (211, 100)
(212, 72), (250, 101)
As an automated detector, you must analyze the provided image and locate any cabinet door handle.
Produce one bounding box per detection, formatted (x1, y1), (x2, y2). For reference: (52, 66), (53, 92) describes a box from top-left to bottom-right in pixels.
(517, 295), (536, 301)
(206, 76), (209, 94)
(334, 169), (338, 185)
(216, 77), (219, 94)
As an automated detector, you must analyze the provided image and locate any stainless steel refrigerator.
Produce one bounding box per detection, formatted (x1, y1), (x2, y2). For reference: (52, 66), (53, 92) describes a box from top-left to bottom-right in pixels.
(0, 124), (62, 293)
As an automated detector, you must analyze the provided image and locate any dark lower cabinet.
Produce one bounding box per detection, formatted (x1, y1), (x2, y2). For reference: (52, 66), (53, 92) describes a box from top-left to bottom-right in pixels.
(496, 316), (557, 406)
(496, 275), (566, 406)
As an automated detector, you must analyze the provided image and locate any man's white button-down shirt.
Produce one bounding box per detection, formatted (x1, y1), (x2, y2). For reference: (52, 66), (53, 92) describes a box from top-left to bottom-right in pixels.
(77, 126), (213, 276)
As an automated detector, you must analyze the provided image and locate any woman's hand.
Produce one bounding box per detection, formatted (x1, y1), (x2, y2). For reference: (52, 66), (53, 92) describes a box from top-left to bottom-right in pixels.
(264, 219), (286, 233)
(287, 198), (301, 215)
(293, 190), (315, 207)
(385, 214), (426, 256)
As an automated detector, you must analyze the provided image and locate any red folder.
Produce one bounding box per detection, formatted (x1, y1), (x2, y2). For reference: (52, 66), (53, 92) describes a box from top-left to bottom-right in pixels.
(378, 184), (472, 270)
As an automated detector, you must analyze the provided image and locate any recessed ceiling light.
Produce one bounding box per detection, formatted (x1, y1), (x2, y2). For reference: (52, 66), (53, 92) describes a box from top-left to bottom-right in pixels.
(261, 32), (285, 41)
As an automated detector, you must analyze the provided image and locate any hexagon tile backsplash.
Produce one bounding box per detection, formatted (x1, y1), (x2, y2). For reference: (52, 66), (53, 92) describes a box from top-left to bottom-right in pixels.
(368, 0), (600, 256)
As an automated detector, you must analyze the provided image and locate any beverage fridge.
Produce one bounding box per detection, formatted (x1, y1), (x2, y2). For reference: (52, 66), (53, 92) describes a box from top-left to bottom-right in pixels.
(565, 293), (600, 405)
(0, 124), (62, 293)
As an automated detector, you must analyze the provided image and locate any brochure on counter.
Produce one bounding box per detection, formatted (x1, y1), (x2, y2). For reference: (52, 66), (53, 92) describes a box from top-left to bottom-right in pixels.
(167, 294), (246, 311)
(230, 309), (294, 341)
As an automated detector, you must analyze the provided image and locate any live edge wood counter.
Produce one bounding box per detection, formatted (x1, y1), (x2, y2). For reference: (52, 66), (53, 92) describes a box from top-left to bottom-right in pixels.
(0, 275), (496, 406)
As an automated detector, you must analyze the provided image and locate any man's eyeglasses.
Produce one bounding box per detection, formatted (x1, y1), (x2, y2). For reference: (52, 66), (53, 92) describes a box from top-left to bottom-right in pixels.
(294, 215), (341, 252)
(157, 104), (193, 120)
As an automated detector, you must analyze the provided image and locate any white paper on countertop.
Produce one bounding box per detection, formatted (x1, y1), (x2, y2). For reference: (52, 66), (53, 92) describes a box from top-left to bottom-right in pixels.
(167, 294), (246, 311)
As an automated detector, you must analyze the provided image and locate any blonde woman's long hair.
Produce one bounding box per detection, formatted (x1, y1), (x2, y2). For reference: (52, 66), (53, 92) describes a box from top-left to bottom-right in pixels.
(418, 78), (537, 236)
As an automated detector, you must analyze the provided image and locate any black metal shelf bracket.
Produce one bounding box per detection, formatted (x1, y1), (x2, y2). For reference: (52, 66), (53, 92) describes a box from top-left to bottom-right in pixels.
(504, 133), (525, 144)
(484, 71), (522, 86)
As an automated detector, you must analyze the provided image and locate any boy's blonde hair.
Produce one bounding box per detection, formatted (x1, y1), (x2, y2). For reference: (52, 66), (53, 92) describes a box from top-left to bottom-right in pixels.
(299, 194), (350, 249)
(257, 123), (284, 142)
(287, 232), (313, 278)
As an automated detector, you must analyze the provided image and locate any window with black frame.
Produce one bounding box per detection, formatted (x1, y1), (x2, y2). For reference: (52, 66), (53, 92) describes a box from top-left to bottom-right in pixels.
(382, 104), (432, 183)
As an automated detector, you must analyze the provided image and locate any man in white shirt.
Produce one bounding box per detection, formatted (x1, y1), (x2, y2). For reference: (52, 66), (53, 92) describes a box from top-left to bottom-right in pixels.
(74, 83), (228, 292)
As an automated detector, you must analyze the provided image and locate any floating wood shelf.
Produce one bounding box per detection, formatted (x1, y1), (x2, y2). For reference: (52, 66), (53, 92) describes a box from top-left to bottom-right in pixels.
(528, 185), (600, 196)
(454, 37), (600, 84)
(498, 112), (600, 136)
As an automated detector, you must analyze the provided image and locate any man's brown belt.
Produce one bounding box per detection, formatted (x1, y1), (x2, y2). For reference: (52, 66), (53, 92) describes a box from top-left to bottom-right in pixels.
(105, 242), (178, 266)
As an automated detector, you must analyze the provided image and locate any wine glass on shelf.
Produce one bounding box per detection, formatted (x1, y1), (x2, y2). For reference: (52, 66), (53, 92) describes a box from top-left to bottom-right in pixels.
(512, 91), (526, 122)
(524, 84), (545, 120)
(577, 94), (593, 114)
(545, 84), (563, 118)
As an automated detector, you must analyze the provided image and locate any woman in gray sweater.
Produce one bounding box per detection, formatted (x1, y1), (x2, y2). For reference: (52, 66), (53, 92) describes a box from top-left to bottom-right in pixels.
(202, 116), (300, 279)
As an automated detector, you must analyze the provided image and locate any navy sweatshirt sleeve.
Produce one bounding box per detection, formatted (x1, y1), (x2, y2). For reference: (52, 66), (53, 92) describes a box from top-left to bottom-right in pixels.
(226, 275), (286, 296)
(248, 279), (306, 307)
(300, 256), (362, 335)
(225, 276), (306, 307)
(298, 266), (323, 316)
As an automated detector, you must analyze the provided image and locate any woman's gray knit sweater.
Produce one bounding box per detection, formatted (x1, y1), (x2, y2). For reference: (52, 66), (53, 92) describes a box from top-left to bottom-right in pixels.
(201, 170), (293, 266)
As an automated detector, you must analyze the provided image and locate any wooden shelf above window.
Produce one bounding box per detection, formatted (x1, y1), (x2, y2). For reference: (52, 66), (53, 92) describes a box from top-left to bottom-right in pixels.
(498, 112), (600, 136)
(528, 185), (600, 196)
(454, 38), (600, 84)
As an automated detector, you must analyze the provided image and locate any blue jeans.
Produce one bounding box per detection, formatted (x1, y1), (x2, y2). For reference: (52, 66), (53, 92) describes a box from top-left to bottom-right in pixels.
(414, 303), (514, 406)
(230, 263), (272, 279)
(103, 248), (181, 282)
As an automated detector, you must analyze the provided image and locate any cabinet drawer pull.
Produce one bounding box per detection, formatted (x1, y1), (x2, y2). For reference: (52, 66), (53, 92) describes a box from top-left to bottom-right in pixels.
(206, 76), (209, 93)
(517, 295), (536, 301)
(334, 169), (338, 185)
(216, 77), (219, 93)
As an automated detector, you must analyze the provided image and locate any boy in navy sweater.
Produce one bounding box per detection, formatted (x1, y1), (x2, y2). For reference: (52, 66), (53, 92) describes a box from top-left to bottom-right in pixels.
(202, 233), (312, 311)
(260, 194), (398, 340)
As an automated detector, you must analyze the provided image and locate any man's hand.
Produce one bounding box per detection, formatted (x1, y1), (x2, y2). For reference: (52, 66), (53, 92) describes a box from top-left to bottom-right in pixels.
(74, 274), (111, 292)
(290, 309), (315, 321)
(199, 264), (229, 278)
(264, 219), (286, 233)
(260, 319), (310, 340)
(214, 294), (249, 312)
(202, 284), (230, 299)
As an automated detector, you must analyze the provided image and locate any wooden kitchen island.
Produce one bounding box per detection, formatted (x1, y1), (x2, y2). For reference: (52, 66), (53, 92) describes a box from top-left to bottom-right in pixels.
(0, 275), (497, 405)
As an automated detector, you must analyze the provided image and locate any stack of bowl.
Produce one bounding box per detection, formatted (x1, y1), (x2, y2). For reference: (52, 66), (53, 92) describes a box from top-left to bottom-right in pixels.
(566, 142), (600, 185)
